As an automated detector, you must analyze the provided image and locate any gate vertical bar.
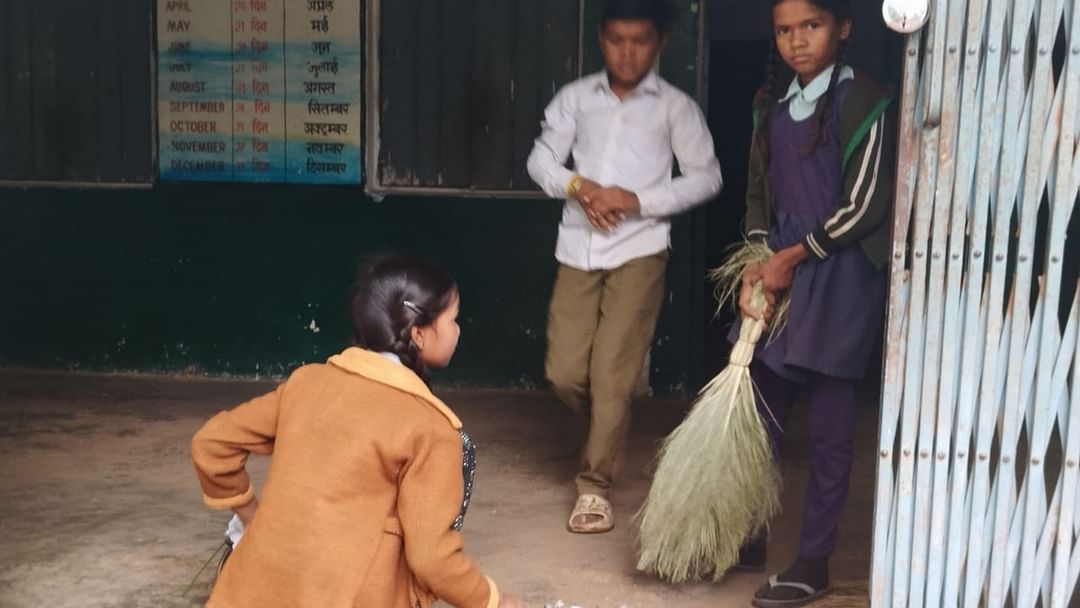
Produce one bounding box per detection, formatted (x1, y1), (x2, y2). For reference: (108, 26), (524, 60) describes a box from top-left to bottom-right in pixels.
(1050, 1), (1080, 604)
(960, 1), (1013, 603)
(890, 1), (946, 597)
(940, 0), (991, 604)
(920, 0), (977, 603)
(870, 20), (923, 602)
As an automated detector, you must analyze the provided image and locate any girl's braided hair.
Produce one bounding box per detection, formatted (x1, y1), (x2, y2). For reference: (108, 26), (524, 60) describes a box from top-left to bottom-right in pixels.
(348, 256), (457, 383)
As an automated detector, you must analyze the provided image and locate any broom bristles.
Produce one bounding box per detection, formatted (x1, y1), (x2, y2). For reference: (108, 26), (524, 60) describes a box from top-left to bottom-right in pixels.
(635, 284), (783, 583)
(635, 365), (781, 582)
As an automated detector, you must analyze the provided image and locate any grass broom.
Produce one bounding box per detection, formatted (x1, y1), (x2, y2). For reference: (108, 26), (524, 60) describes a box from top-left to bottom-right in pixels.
(635, 241), (785, 583)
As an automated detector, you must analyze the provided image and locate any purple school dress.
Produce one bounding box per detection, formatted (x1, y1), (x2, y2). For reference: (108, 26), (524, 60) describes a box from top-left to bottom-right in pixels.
(740, 80), (887, 382)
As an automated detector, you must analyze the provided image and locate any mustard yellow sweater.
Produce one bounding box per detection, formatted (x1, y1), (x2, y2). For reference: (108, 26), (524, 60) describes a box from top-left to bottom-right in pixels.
(192, 347), (499, 608)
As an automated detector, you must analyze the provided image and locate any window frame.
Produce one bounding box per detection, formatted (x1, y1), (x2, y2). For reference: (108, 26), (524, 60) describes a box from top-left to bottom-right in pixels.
(0, 0), (157, 189)
(363, 0), (585, 198)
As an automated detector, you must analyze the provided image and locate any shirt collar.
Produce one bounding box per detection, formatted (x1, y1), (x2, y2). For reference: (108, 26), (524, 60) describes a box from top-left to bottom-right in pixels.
(598, 69), (662, 97)
(378, 351), (402, 365)
(327, 347), (462, 429)
(779, 64), (853, 104)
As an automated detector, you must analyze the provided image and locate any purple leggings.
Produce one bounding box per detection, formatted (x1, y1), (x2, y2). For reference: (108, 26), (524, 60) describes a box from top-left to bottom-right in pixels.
(751, 360), (858, 560)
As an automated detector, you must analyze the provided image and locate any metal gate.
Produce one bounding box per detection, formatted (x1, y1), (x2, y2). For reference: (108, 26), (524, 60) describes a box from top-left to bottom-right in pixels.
(872, 0), (1080, 606)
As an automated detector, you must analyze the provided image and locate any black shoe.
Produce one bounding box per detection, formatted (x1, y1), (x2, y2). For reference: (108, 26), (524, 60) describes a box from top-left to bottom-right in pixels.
(729, 537), (767, 573)
(751, 557), (831, 607)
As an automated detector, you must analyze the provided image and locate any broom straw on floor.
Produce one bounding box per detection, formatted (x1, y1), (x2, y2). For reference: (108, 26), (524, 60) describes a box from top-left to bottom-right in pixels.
(635, 241), (784, 583)
(181, 540), (229, 596)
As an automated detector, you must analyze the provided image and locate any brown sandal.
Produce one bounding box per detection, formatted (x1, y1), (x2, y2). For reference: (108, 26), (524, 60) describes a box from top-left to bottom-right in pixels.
(567, 494), (614, 534)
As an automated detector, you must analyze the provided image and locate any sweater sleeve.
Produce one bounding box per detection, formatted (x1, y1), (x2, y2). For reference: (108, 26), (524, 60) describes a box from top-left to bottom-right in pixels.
(803, 110), (894, 260)
(398, 421), (499, 608)
(744, 120), (771, 244)
(191, 382), (284, 509)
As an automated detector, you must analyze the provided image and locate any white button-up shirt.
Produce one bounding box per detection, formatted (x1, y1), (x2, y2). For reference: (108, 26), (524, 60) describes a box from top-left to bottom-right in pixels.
(527, 71), (723, 271)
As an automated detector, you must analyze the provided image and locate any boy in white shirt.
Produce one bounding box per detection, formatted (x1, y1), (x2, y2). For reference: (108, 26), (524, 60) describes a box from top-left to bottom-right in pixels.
(527, 0), (722, 534)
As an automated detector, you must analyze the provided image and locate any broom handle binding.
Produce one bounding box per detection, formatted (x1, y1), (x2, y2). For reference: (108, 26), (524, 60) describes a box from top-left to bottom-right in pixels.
(730, 282), (768, 367)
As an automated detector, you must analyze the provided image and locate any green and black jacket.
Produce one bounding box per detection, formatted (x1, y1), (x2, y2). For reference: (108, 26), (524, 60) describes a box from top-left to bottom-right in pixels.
(744, 74), (896, 268)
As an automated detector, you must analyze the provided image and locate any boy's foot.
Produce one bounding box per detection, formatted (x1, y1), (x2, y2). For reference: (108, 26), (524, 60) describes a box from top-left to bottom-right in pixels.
(567, 494), (614, 534)
(751, 557), (830, 607)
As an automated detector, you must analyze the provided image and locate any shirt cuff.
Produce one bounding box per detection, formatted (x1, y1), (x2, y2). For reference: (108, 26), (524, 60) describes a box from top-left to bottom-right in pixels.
(636, 184), (676, 217)
(202, 484), (255, 510)
(548, 168), (576, 200)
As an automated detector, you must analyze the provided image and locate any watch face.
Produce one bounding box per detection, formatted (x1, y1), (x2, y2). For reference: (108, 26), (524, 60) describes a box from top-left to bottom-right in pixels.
(882, 0), (931, 34)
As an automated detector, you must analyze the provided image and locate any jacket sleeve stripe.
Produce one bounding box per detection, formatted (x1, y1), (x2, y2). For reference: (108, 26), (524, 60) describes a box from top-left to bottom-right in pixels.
(830, 121), (884, 239)
(825, 118), (882, 238)
(806, 233), (829, 259)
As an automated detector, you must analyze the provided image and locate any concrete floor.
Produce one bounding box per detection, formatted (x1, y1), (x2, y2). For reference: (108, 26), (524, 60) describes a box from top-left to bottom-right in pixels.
(0, 369), (878, 607)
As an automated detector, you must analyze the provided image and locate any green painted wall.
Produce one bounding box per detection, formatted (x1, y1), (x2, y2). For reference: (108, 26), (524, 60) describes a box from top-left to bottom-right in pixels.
(0, 0), (708, 393)
(0, 185), (703, 392)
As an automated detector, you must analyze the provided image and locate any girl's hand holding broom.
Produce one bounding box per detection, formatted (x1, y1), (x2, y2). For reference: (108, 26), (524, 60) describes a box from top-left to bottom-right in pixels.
(740, 242), (809, 322)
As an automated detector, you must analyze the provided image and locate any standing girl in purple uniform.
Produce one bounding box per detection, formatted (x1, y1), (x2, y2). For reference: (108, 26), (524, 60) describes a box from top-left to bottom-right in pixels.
(734, 0), (894, 605)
